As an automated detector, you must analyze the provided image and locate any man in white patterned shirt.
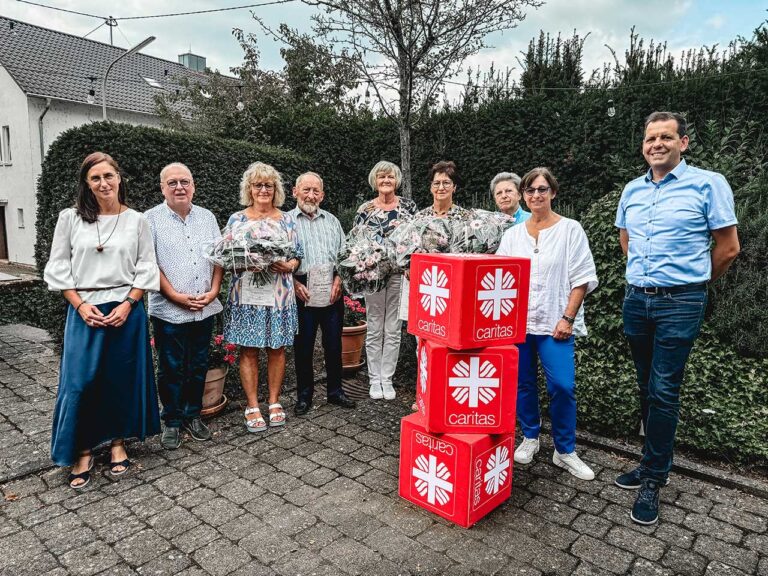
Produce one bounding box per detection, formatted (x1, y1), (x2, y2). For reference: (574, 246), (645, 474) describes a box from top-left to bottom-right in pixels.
(145, 163), (224, 449)
(290, 172), (356, 415)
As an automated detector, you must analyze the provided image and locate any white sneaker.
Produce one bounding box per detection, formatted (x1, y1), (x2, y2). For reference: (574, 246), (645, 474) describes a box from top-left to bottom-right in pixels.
(381, 382), (396, 400)
(514, 437), (540, 464)
(369, 383), (384, 400)
(553, 450), (595, 481)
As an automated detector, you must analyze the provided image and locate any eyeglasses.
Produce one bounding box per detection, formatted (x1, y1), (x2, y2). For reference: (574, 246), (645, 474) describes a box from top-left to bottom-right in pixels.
(522, 186), (551, 197)
(165, 179), (192, 189)
(251, 182), (275, 192)
(89, 173), (117, 184)
(430, 180), (454, 190)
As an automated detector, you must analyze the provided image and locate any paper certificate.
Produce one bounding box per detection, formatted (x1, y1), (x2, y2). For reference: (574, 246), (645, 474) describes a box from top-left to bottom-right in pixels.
(307, 263), (334, 308)
(240, 272), (274, 307)
(399, 276), (410, 320)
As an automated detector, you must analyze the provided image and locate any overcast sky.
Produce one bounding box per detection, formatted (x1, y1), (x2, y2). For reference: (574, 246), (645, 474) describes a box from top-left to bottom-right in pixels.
(2, 0), (766, 100)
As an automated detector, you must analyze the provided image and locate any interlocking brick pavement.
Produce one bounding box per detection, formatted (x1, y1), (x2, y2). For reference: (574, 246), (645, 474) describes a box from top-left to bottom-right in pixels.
(1, 323), (767, 575)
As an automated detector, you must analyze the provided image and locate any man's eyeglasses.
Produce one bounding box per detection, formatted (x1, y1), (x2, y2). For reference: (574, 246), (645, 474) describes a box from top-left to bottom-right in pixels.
(251, 182), (275, 192)
(431, 180), (454, 189)
(165, 179), (192, 189)
(523, 186), (552, 197)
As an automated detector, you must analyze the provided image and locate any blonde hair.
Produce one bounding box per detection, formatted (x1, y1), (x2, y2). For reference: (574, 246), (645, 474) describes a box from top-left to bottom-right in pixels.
(367, 161), (402, 191)
(239, 162), (285, 207)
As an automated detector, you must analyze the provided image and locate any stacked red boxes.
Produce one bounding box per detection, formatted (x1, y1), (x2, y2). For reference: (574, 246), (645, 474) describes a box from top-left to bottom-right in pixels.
(398, 253), (530, 527)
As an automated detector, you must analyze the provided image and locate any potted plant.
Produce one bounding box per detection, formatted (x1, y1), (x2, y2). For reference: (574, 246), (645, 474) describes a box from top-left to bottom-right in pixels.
(342, 296), (367, 373)
(202, 334), (237, 417)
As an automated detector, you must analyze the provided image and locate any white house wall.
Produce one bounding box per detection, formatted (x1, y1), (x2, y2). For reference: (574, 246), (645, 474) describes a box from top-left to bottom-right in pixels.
(10, 96), (165, 267)
(0, 64), (33, 265)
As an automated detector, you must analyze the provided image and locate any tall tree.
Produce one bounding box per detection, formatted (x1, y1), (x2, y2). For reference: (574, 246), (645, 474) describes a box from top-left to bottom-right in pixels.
(275, 0), (541, 197)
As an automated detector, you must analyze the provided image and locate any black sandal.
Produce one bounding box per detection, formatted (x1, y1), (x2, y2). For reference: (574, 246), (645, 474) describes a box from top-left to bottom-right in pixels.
(109, 441), (131, 476)
(68, 455), (94, 489)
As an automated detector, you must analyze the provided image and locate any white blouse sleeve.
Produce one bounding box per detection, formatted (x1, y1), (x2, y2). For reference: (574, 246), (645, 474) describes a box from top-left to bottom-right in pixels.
(132, 214), (160, 292)
(43, 209), (77, 292)
(568, 221), (598, 294)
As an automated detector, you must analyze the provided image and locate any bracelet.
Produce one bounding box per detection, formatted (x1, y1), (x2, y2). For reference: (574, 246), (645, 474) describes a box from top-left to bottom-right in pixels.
(562, 314), (575, 325)
(75, 301), (85, 313)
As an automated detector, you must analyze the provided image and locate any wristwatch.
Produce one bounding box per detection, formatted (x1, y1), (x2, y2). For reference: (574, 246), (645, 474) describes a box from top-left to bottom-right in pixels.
(124, 296), (139, 309)
(561, 314), (575, 325)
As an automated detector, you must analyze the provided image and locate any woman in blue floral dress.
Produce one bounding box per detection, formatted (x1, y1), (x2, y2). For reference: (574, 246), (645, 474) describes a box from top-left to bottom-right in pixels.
(224, 162), (302, 432)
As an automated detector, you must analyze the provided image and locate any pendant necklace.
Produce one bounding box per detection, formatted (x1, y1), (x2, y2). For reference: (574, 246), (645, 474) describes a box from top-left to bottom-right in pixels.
(96, 206), (122, 252)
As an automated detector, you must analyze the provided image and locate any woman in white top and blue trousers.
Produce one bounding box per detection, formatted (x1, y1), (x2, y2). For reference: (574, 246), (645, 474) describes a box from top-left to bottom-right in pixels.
(496, 167), (598, 481)
(44, 152), (160, 489)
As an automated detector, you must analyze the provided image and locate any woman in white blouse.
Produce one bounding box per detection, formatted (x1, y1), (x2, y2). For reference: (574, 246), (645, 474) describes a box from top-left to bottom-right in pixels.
(496, 167), (598, 481)
(44, 152), (160, 489)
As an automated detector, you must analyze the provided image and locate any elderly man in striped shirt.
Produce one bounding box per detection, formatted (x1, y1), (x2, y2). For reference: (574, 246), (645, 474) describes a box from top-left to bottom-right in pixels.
(290, 172), (356, 415)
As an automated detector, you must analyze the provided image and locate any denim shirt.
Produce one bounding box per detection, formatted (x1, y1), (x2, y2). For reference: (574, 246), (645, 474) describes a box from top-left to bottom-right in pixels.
(615, 160), (737, 287)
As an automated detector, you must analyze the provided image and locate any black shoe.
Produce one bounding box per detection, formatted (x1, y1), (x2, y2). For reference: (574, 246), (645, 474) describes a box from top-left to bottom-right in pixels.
(631, 478), (661, 525)
(615, 466), (670, 490)
(294, 400), (312, 416)
(183, 418), (212, 441)
(161, 425), (181, 450)
(327, 392), (356, 409)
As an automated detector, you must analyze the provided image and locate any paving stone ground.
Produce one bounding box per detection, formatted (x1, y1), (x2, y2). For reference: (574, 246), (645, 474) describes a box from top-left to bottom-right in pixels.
(1, 323), (767, 576)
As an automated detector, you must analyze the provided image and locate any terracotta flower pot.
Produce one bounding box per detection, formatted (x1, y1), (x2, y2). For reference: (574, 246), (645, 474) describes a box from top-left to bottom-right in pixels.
(200, 365), (228, 418)
(341, 322), (367, 374)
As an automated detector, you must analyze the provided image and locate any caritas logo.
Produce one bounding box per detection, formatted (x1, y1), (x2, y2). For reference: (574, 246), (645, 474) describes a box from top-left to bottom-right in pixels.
(477, 269), (518, 321)
(473, 264), (525, 343)
(445, 354), (502, 427)
(419, 265), (449, 317)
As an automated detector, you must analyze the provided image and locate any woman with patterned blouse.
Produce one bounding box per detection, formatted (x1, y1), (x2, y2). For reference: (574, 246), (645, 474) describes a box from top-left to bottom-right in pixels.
(354, 161), (418, 400)
(223, 162), (303, 432)
(415, 160), (468, 220)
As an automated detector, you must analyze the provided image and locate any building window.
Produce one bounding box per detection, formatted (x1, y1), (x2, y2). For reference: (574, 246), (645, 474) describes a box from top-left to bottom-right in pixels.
(17, 208), (24, 228)
(0, 126), (10, 164)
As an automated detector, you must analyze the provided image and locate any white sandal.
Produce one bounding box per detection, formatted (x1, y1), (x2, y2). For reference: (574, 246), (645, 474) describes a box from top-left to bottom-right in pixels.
(244, 406), (267, 433)
(268, 403), (286, 427)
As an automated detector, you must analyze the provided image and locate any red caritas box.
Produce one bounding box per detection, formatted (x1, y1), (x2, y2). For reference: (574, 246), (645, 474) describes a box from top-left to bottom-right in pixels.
(415, 339), (517, 434)
(399, 413), (514, 528)
(407, 253), (530, 349)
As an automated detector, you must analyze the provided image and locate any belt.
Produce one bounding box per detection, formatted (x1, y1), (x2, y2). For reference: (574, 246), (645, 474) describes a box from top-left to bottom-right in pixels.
(77, 284), (130, 292)
(629, 282), (706, 295)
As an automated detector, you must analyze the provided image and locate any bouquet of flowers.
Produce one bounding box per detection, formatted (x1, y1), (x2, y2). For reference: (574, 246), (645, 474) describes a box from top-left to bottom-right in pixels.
(205, 219), (298, 286)
(389, 214), (453, 270)
(449, 209), (515, 254)
(337, 225), (397, 297)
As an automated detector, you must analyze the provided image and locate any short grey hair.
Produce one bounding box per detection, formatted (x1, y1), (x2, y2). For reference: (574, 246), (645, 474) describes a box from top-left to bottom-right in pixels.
(368, 161), (402, 191)
(239, 162), (285, 207)
(160, 162), (192, 183)
(489, 172), (521, 195)
(295, 171), (324, 189)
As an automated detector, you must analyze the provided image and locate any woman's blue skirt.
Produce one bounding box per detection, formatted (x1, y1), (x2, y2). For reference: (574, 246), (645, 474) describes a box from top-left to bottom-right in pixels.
(51, 301), (161, 466)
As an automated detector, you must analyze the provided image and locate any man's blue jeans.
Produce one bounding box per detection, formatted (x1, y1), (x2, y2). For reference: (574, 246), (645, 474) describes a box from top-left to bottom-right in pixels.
(622, 285), (707, 481)
(151, 316), (215, 427)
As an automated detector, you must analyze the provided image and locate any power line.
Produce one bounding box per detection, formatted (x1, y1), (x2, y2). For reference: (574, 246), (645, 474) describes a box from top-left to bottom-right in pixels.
(16, 0), (297, 21)
(15, 0), (104, 19)
(82, 21), (106, 40)
(117, 0), (296, 20)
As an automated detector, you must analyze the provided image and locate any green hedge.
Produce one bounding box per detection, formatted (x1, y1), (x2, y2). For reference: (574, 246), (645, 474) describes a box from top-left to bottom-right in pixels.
(577, 190), (768, 463)
(34, 121), (309, 343)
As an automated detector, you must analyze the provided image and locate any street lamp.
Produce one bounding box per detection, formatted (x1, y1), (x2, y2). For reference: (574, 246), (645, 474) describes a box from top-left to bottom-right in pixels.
(102, 36), (156, 120)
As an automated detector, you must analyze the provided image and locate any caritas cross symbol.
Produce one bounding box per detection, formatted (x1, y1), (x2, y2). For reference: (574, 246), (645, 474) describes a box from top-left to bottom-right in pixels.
(419, 265), (449, 316)
(477, 268), (517, 321)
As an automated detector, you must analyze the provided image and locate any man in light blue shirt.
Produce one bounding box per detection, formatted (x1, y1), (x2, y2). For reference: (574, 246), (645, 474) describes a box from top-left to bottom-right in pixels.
(145, 163), (224, 450)
(490, 171), (531, 224)
(289, 172), (356, 416)
(614, 112), (740, 526)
